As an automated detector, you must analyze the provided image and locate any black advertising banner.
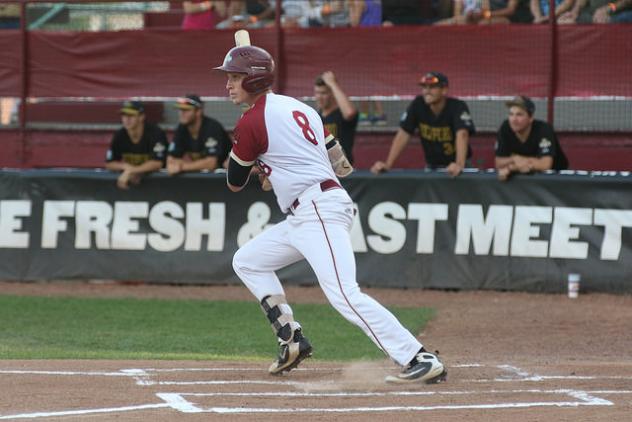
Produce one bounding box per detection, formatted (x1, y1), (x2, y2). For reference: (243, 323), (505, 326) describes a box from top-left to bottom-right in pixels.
(1, 169), (631, 293)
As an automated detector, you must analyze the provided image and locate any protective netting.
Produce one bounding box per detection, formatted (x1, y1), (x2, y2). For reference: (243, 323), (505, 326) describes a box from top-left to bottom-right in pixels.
(0, 1), (630, 136)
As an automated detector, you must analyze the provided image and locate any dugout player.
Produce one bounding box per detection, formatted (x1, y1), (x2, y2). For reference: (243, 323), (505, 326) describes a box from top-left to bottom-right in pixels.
(214, 41), (446, 384)
(371, 72), (475, 177)
(105, 100), (167, 190)
(495, 95), (569, 181)
(167, 94), (232, 175)
(314, 71), (359, 164)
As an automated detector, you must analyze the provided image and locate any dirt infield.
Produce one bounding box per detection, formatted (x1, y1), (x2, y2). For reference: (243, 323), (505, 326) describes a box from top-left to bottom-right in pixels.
(1, 281), (631, 421)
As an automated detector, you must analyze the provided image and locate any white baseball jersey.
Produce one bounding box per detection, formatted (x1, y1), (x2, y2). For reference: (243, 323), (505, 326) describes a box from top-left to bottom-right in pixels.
(230, 93), (338, 212)
(230, 92), (425, 368)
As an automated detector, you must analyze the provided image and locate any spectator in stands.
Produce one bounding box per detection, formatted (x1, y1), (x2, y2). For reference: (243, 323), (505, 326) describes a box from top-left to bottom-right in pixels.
(315, 71), (359, 164)
(495, 96), (568, 181)
(592, 0), (632, 21)
(435, 0), (533, 24)
(105, 101), (167, 190)
(371, 72), (475, 177)
(246, 0), (276, 26)
(167, 94), (232, 175)
(0, 3), (19, 29)
(382, 0), (436, 24)
(349, 0), (388, 126)
(558, 0), (632, 22)
(530, 0), (574, 22)
(216, 0), (275, 28)
(278, 0), (350, 27)
(349, 0), (382, 25)
(181, 1), (225, 29)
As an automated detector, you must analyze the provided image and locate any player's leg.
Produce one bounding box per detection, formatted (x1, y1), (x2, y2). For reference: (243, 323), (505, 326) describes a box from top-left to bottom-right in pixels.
(292, 192), (446, 383)
(232, 219), (301, 300)
(232, 220), (312, 374)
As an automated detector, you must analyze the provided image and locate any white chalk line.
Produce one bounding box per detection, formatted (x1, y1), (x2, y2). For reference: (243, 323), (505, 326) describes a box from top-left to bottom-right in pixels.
(0, 363), (483, 376)
(156, 389), (613, 414)
(0, 370), (141, 377)
(2, 363), (629, 418)
(4, 363), (631, 387)
(149, 380), (301, 386)
(162, 388), (632, 398)
(0, 404), (169, 420)
(476, 364), (632, 383)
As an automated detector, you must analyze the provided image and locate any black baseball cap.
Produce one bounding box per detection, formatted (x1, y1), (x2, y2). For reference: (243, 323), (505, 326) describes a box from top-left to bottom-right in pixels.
(175, 94), (203, 110)
(506, 95), (535, 115)
(419, 72), (449, 87)
(120, 100), (144, 115)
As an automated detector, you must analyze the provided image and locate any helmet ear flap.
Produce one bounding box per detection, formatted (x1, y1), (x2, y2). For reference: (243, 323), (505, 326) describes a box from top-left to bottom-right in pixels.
(242, 74), (274, 94)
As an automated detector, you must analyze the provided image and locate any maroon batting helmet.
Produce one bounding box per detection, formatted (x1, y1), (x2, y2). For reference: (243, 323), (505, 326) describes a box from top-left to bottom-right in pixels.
(214, 46), (275, 94)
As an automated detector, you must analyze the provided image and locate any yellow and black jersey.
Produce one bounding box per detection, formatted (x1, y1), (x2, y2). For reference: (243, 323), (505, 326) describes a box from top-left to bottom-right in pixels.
(496, 119), (568, 170)
(106, 123), (168, 166)
(400, 97), (475, 168)
(168, 116), (232, 164)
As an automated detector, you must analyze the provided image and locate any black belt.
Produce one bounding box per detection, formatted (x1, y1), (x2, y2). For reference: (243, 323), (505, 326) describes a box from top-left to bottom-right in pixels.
(290, 179), (341, 212)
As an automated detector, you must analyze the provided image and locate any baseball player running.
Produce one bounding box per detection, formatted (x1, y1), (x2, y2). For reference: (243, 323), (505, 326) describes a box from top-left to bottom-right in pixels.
(214, 37), (446, 384)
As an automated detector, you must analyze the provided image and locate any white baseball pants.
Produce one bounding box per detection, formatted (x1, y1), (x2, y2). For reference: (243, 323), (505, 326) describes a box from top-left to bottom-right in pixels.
(232, 183), (422, 366)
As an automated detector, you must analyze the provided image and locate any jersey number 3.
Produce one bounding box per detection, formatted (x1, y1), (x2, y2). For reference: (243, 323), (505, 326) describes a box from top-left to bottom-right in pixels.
(292, 111), (317, 145)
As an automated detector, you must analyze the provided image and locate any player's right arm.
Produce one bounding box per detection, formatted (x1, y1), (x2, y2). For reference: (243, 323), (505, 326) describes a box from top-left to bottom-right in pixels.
(370, 128), (412, 174)
(226, 119), (265, 192)
(226, 151), (254, 192)
(494, 121), (514, 170)
(104, 131), (131, 172)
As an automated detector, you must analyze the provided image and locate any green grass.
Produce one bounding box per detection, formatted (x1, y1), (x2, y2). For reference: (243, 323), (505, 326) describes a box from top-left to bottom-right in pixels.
(0, 295), (433, 361)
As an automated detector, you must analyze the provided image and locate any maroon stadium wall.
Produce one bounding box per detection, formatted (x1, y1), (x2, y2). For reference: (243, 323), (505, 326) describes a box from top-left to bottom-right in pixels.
(1, 25), (631, 98)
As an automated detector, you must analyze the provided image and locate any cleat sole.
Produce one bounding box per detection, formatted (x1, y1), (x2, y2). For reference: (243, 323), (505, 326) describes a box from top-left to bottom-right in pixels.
(269, 347), (313, 376)
(385, 369), (447, 385)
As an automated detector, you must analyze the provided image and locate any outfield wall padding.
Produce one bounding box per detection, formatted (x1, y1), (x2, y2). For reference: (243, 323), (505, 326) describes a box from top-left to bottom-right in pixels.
(0, 169), (631, 293)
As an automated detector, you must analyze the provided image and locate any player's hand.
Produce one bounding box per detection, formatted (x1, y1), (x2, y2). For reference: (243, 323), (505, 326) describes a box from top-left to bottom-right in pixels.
(321, 71), (336, 87)
(512, 156), (532, 173)
(370, 161), (389, 175)
(446, 162), (463, 177)
(258, 173), (273, 191)
(558, 11), (578, 23)
(497, 167), (511, 181)
(167, 160), (183, 176)
(117, 169), (132, 190)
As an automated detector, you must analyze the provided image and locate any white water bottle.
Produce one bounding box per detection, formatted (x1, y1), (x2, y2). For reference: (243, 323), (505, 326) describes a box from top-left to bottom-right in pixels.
(567, 273), (580, 299)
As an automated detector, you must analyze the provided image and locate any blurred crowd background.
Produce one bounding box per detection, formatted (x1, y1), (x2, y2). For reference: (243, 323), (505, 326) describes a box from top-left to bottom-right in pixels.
(0, 0), (630, 171)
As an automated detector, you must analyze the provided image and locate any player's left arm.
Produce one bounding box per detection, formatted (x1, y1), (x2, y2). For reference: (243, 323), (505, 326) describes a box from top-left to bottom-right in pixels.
(454, 128), (469, 169)
(520, 124), (556, 172)
(529, 155), (553, 171)
(325, 131), (353, 177)
(512, 154), (553, 172)
(446, 129), (469, 177)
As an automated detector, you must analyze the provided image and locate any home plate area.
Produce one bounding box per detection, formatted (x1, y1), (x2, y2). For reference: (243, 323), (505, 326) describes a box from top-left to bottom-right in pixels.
(149, 363), (628, 414)
(1, 361), (631, 420)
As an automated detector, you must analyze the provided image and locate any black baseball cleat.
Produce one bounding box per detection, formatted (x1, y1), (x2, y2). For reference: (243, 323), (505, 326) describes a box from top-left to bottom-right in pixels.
(385, 349), (447, 384)
(268, 329), (313, 375)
